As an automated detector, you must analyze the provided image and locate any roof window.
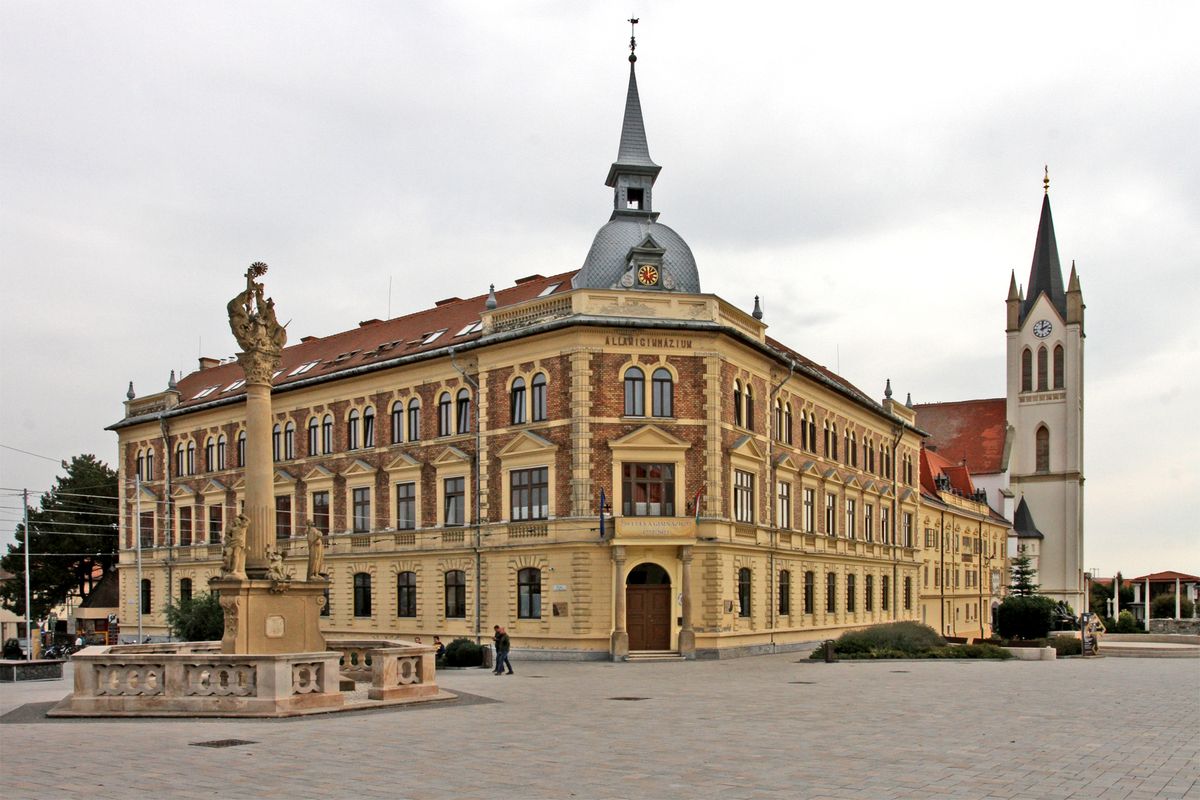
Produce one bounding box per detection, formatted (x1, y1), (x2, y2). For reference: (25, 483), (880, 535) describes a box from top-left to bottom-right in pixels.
(537, 282), (563, 297)
(222, 379), (246, 393)
(422, 329), (447, 345)
(454, 321), (483, 337)
(289, 360), (320, 376)
(193, 386), (219, 400)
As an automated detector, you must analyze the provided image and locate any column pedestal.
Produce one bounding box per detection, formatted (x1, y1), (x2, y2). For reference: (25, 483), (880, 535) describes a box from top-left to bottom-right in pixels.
(611, 546), (628, 661)
(678, 545), (696, 659)
(212, 577), (329, 655)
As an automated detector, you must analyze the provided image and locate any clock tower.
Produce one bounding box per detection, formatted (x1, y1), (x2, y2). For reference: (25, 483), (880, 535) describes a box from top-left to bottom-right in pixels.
(1005, 171), (1086, 611)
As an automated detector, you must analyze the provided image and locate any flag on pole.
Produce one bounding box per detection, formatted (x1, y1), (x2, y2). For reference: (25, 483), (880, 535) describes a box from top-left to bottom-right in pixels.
(693, 484), (705, 523)
(599, 488), (607, 539)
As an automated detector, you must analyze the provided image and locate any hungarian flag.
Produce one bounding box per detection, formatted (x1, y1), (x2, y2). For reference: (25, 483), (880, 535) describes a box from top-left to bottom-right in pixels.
(599, 488), (607, 538)
(693, 484), (706, 523)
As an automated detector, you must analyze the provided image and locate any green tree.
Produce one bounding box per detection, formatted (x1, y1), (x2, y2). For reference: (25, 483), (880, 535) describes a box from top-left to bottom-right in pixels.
(164, 593), (224, 641)
(0, 455), (118, 620)
(1009, 552), (1039, 596)
(996, 595), (1055, 639)
(1151, 593), (1195, 619)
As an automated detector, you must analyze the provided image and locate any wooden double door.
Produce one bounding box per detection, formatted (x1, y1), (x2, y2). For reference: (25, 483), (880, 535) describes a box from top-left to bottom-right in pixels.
(626, 585), (672, 651)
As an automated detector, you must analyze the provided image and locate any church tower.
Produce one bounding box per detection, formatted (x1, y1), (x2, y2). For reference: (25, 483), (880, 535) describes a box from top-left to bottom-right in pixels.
(1005, 170), (1086, 611)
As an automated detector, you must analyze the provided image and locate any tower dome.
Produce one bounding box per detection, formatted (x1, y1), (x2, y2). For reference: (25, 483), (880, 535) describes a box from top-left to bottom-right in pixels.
(573, 36), (700, 294)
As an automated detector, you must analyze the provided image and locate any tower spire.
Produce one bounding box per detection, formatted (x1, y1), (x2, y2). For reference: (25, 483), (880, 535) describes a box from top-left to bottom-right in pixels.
(606, 21), (660, 200)
(1021, 167), (1067, 324)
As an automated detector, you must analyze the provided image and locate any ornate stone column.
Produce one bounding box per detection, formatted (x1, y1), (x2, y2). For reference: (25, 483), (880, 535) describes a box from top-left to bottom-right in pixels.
(611, 545), (628, 660)
(678, 545), (695, 658)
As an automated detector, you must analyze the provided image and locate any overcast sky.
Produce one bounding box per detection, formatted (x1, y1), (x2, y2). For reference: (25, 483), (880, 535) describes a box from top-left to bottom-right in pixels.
(2, 2), (1197, 578)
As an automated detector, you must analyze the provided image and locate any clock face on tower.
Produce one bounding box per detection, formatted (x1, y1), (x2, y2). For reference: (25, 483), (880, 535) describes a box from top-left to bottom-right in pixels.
(1033, 319), (1053, 338)
(637, 264), (659, 286)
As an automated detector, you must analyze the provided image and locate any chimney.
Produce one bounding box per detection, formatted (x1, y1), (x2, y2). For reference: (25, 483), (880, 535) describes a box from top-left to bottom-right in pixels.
(198, 356), (221, 371)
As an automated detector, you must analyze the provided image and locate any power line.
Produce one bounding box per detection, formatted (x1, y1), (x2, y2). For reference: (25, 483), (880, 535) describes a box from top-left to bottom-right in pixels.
(0, 443), (64, 463)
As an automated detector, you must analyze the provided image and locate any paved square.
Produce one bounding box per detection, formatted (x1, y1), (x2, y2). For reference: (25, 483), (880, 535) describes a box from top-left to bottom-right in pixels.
(2, 655), (1197, 799)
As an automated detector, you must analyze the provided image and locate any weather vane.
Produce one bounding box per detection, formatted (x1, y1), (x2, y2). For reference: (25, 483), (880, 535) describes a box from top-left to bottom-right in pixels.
(1044, 164), (1050, 194)
(628, 16), (639, 61)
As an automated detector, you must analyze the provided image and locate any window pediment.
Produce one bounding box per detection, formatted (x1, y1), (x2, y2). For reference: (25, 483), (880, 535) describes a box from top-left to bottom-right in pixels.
(201, 478), (227, 496)
(844, 474), (862, 490)
(899, 487), (917, 503)
(303, 464), (335, 482)
(171, 484), (197, 500)
(800, 460), (821, 477)
(773, 452), (800, 474)
(433, 446), (471, 466)
(823, 468), (844, 484)
(608, 424), (690, 454)
(274, 468), (297, 485)
(341, 459), (377, 477)
(384, 453), (422, 474)
(497, 430), (557, 458)
(729, 434), (766, 461)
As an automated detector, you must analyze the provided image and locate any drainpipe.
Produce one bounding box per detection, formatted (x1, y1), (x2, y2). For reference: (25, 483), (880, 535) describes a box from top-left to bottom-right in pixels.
(890, 424), (903, 620)
(939, 508), (946, 635)
(767, 360), (795, 644)
(160, 415), (173, 639)
(978, 517), (985, 640)
(450, 348), (483, 645)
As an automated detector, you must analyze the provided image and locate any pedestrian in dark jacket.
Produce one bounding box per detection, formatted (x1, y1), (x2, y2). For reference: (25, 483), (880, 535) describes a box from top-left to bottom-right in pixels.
(493, 625), (513, 675)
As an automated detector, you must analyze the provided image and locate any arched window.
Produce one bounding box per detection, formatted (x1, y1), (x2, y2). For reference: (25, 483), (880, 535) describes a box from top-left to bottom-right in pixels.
(652, 368), (673, 417)
(175, 443), (184, 476)
(145, 447), (155, 479)
(308, 417), (319, 455)
(784, 403), (793, 445)
(347, 409), (360, 450)
(778, 569), (791, 616)
(531, 373), (547, 421)
(518, 567), (542, 619)
(511, 377), (527, 425)
(1037, 346), (1048, 391)
(1021, 348), (1033, 392)
(180, 577), (192, 603)
(136, 450), (144, 481)
(391, 401), (404, 444)
(850, 432), (858, 467)
(272, 424), (282, 461)
(456, 389), (472, 434)
(444, 570), (466, 618)
(738, 568), (752, 617)
(1035, 425), (1050, 472)
(140, 578), (152, 614)
(733, 380), (743, 426)
(321, 415), (333, 454)
(437, 393), (452, 436)
(362, 406), (375, 448)
(831, 424), (839, 460)
(353, 572), (372, 617)
(744, 385), (754, 431)
(624, 367), (646, 416)
(1053, 345), (1064, 389)
(808, 414), (817, 454)
(407, 398), (421, 441)
(774, 400), (783, 439)
(283, 422), (295, 460)
(397, 572), (416, 617)
(799, 411), (808, 450)
(237, 432), (247, 467)
(186, 441), (195, 474)
(867, 440), (875, 473)
(205, 438), (215, 472)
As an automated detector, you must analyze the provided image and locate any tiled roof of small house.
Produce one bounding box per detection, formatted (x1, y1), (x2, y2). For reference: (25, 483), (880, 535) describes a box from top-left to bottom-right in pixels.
(913, 398), (1007, 475)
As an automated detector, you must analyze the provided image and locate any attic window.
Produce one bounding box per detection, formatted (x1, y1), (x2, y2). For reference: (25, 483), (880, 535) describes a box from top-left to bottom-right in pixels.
(626, 188), (644, 210)
(455, 321), (483, 337)
(536, 282), (563, 297)
(271, 370), (283, 381)
(422, 329), (447, 345)
(222, 379), (246, 393)
(193, 386), (218, 400)
(289, 360), (320, 376)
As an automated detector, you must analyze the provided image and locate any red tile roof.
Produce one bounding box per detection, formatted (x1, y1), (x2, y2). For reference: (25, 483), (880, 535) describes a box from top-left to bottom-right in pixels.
(167, 271), (578, 411)
(913, 398), (1007, 475)
(1126, 571), (1200, 583)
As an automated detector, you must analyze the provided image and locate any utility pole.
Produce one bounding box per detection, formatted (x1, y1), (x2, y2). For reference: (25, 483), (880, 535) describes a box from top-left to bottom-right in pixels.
(23, 489), (32, 661)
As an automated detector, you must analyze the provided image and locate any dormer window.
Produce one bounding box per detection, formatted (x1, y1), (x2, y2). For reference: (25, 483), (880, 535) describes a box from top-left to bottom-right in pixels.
(626, 187), (644, 210)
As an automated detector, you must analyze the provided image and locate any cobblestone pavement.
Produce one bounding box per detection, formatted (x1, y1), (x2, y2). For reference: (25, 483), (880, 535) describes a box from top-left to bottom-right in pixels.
(1, 654), (1197, 799)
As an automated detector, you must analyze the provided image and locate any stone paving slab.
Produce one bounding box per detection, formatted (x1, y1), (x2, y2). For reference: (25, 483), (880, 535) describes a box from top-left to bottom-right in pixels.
(0, 656), (1197, 799)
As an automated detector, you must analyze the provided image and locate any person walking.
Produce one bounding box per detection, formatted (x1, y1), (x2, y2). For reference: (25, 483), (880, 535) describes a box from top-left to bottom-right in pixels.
(493, 625), (513, 675)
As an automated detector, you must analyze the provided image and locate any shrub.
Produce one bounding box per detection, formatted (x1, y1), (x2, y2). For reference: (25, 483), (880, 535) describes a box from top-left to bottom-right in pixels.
(1115, 610), (1139, 633)
(925, 644), (1012, 660)
(443, 637), (484, 667)
(1050, 637), (1082, 656)
(164, 592), (224, 641)
(828, 621), (945, 657)
(996, 595), (1055, 640)
(2, 638), (23, 659)
(1151, 594), (1195, 619)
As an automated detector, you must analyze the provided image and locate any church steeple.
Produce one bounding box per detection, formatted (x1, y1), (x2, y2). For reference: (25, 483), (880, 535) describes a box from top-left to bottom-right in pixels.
(605, 19), (661, 218)
(1020, 168), (1067, 324)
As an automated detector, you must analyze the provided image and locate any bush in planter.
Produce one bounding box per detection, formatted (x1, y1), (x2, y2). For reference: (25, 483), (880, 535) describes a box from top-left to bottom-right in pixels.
(1115, 610), (1139, 633)
(1050, 637), (1082, 656)
(996, 595), (1055, 640)
(824, 621), (945, 657)
(925, 643), (1012, 660)
(2, 638), (23, 659)
(443, 637), (484, 667)
(1151, 593), (1195, 619)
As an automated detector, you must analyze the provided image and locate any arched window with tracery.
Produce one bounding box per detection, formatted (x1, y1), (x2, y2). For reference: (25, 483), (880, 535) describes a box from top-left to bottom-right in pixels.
(456, 389), (472, 434)
(652, 368), (673, 417)
(1021, 348), (1033, 392)
(732, 380), (743, 426)
(511, 377), (526, 425)
(1053, 345), (1064, 389)
(347, 409), (360, 450)
(391, 401), (404, 444)
(531, 373), (547, 421)
(1037, 346), (1048, 391)
(624, 367), (645, 416)
(362, 406), (375, 447)
(321, 415), (333, 454)
(1035, 425), (1050, 472)
(437, 393), (452, 436)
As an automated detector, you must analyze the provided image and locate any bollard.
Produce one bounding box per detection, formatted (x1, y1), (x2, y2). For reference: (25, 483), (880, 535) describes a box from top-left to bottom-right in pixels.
(823, 640), (837, 663)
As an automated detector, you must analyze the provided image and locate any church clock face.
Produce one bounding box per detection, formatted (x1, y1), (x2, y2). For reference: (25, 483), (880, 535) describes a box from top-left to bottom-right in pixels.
(637, 264), (659, 286)
(1033, 319), (1053, 338)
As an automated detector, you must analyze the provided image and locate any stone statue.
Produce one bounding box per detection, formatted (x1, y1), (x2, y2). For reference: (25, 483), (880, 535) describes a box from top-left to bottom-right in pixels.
(227, 263), (287, 384)
(305, 520), (326, 580)
(221, 514), (249, 579)
(266, 547), (292, 582)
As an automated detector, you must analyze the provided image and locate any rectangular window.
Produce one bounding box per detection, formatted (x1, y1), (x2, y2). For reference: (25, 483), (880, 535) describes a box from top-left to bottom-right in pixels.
(904, 577), (913, 610)
(925, 528), (936, 548)
(803, 488), (815, 533)
(275, 495), (292, 540)
(826, 573), (837, 613)
(397, 573), (416, 618)
(864, 504), (873, 542)
(311, 491), (330, 534)
(881, 507), (890, 544)
(178, 506), (193, 547)
(733, 470), (755, 523)
(825, 493), (837, 536)
(140, 579), (152, 614)
(846, 573), (857, 612)
(845, 498), (856, 540)
(865, 575), (874, 612)
(621, 463), (675, 517)
(139, 511), (154, 548)
(396, 482), (416, 530)
(776, 481), (791, 529)
(778, 570), (790, 615)
(882, 574), (891, 611)
(444, 477), (465, 527)
(903, 512), (914, 547)
(803, 571), (815, 614)
(352, 487), (371, 533)
(510, 467), (548, 521)
(208, 504), (222, 544)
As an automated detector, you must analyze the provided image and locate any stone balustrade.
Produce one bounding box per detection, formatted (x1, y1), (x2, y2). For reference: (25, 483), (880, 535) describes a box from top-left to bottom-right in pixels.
(326, 638), (439, 701)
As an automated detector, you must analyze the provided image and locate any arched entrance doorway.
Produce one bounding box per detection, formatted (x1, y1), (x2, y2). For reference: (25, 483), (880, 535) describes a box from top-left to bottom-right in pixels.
(626, 563), (671, 651)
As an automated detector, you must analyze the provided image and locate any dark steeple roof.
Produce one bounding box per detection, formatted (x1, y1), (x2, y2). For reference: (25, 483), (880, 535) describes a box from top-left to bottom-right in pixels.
(605, 57), (661, 188)
(1013, 497), (1045, 539)
(1020, 190), (1067, 324)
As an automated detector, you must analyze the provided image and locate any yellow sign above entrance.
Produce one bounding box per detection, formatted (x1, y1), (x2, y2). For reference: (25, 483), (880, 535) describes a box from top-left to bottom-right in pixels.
(614, 517), (697, 540)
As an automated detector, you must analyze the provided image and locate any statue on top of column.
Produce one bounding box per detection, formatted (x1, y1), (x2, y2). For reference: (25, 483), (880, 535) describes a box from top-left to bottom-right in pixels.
(227, 262), (287, 383)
